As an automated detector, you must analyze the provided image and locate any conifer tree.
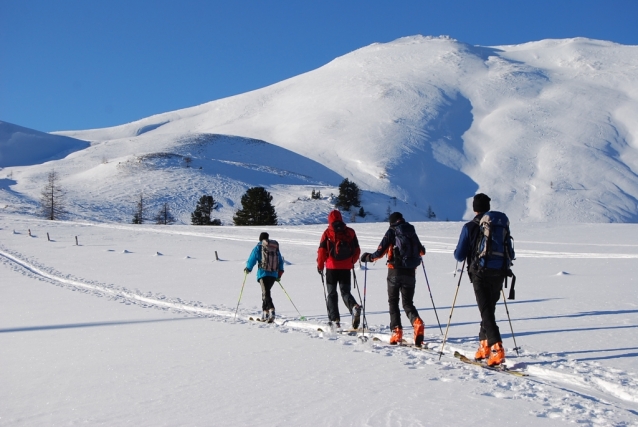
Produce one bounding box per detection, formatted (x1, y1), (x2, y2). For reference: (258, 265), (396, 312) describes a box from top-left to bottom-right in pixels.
(335, 178), (360, 211)
(132, 192), (149, 224)
(191, 195), (218, 225)
(40, 170), (65, 220)
(233, 187), (277, 226)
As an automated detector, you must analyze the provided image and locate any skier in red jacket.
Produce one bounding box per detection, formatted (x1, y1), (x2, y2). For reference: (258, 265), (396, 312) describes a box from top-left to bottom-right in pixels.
(317, 210), (362, 329)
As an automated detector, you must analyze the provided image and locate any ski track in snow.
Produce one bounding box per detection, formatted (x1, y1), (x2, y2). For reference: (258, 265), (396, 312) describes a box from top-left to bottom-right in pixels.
(2, 240), (638, 426)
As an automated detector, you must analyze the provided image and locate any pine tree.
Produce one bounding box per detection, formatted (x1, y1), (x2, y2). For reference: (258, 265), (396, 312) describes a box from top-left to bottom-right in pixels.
(155, 202), (176, 225)
(191, 195), (218, 225)
(335, 178), (360, 211)
(233, 187), (277, 226)
(40, 170), (65, 220)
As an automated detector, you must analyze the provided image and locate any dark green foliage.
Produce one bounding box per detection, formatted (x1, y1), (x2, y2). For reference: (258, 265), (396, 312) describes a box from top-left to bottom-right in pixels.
(358, 207), (366, 218)
(311, 189), (322, 199)
(191, 195), (219, 225)
(233, 187), (277, 226)
(335, 178), (360, 211)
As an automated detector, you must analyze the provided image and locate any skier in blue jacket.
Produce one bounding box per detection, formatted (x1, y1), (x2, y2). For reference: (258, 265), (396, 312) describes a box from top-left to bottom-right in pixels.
(244, 232), (284, 322)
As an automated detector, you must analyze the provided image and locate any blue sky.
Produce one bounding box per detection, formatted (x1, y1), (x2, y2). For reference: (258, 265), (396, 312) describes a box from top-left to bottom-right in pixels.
(1, 0), (637, 133)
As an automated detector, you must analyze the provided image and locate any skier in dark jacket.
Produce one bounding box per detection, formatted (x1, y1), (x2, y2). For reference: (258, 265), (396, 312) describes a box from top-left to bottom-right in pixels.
(245, 232), (284, 322)
(360, 212), (426, 346)
(454, 193), (515, 366)
(317, 210), (362, 330)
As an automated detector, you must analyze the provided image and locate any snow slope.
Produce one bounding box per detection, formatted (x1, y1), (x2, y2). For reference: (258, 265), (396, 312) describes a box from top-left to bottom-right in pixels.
(0, 121), (88, 167)
(1, 215), (637, 426)
(50, 35), (638, 223)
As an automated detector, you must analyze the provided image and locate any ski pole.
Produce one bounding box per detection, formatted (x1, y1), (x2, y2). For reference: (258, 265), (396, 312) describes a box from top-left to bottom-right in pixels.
(421, 259), (443, 334)
(439, 260), (465, 360)
(234, 271), (248, 321)
(319, 270), (330, 321)
(361, 261), (369, 340)
(277, 279), (306, 320)
(352, 269), (368, 333)
(501, 277), (520, 355)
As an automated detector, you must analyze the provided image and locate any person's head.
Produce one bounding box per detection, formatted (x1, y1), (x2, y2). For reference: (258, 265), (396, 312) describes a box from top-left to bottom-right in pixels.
(328, 210), (343, 225)
(473, 193), (491, 213)
(259, 232), (269, 242)
(389, 212), (404, 225)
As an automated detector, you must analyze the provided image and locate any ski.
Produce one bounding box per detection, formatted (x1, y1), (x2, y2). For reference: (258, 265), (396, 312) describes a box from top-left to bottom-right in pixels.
(453, 351), (528, 377)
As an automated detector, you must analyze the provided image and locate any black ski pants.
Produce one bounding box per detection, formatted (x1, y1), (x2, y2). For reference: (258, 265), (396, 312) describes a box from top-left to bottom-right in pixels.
(471, 272), (505, 346)
(259, 276), (276, 312)
(387, 271), (419, 330)
(326, 269), (358, 322)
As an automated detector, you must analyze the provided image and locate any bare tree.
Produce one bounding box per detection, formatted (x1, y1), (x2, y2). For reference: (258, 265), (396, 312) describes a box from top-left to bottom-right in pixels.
(132, 192), (149, 224)
(40, 170), (65, 220)
(155, 202), (176, 225)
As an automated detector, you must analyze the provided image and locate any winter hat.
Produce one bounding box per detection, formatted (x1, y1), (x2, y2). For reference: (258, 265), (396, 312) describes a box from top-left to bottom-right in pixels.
(259, 232), (269, 242)
(473, 193), (491, 213)
(389, 212), (403, 225)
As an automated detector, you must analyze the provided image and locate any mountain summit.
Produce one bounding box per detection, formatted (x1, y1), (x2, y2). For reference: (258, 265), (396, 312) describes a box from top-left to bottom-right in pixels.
(4, 36), (638, 223)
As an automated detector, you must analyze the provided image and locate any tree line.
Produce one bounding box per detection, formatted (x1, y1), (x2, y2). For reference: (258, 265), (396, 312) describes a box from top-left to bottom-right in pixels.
(39, 171), (370, 226)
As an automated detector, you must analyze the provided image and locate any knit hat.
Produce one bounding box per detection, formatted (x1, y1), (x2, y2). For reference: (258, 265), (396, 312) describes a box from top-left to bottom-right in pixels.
(258, 232), (269, 242)
(473, 193), (491, 213)
(389, 212), (403, 225)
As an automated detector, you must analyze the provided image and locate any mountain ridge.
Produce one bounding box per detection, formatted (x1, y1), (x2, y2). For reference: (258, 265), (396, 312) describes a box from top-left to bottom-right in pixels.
(3, 35), (638, 223)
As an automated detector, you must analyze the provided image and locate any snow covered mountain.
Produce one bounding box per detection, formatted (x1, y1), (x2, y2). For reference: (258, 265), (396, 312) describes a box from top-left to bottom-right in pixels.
(2, 36), (638, 223)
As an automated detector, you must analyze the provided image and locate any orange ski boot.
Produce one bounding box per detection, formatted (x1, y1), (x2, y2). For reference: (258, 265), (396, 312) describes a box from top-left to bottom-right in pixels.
(474, 340), (490, 360)
(389, 327), (403, 345)
(413, 318), (424, 347)
(487, 342), (505, 366)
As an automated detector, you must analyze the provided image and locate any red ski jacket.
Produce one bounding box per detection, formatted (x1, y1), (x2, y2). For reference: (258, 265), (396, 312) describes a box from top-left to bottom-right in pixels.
(317, 210), (360, 270)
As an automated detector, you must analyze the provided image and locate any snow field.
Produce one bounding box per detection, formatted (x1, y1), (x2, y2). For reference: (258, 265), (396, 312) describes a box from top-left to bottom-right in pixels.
(1, 215), (638, 426)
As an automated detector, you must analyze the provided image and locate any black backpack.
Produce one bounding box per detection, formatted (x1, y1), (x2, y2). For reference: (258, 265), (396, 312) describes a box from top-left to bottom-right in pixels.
(391, 223), (422, 269)
(328, 220), (355, 261)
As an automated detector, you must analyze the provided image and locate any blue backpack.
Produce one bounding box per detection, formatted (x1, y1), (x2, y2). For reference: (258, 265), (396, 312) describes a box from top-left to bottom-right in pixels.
(473, 211), (514, 270)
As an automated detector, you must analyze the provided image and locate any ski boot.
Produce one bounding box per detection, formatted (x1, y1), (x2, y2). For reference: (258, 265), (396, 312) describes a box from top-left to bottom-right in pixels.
(487, 342), (505, 366)
(352, 305), (362, 330)
(389, 327), (403, 345)
(412, 318), (424, 347)
(260, 311), (269, 321)
(474, 340), (490, 360)
(267, 309), (275, 323)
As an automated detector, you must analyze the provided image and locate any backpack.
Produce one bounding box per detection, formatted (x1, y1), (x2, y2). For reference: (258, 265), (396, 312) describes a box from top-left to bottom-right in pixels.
(391, 223), (422, 269)
(328, 220), (355, 261)
(473, 211), (514, 271)
(259, 239), (280, 272)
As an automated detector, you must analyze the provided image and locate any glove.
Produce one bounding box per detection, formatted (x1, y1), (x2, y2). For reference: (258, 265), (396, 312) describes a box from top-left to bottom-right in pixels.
(317, 267), (323, 275)
(278, 270), (284, 279)
(244, 267), (251, 274)
(420, 245), (426, 255)
(360, 253), (373, 263)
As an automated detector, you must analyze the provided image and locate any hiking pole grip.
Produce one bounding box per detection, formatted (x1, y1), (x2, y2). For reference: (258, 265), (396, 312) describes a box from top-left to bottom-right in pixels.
(440, 260), (465, 360)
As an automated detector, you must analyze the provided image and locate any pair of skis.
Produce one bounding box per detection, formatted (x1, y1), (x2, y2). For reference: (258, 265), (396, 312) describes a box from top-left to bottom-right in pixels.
(370, 337), (527, 377)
